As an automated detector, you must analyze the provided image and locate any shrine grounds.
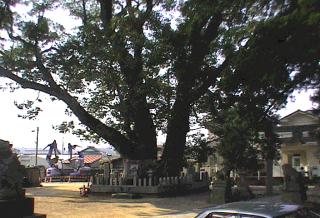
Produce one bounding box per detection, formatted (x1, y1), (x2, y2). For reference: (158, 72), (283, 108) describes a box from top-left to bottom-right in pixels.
(26, 183), (320, 217)
(26, 182), (212, 218)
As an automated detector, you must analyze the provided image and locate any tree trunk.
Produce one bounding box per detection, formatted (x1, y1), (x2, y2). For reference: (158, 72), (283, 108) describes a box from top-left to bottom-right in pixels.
(265, 158), (273, 195)
(224, 167), (233, 203)
(123, 63), (157, 160)
(263, 120), (276, 196)
(161, 98), (191, 176)
(129, 88), (157, 160)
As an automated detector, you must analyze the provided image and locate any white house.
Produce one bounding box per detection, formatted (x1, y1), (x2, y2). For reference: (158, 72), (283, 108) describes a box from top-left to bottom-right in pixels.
(273, 110), (320, 178)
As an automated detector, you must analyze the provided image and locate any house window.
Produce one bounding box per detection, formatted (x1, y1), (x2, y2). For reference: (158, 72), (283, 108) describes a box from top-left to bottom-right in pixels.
(302, 131), (309, 137)
(277, 132), (293, 138)
(258, 132), (265, 139)
(292, 154), (301, 168)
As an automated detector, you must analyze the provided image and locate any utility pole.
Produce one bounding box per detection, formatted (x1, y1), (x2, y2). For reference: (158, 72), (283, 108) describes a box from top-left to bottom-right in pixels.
(62, 137), (64, 155)
(35, 127), (39, 166)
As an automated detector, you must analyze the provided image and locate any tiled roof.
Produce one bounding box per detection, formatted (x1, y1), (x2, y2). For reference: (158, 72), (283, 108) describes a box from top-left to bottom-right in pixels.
(84, 155), (102, 164)
(62, 159), (70, 164)
(79, 146), (101, 153)
(280, 109), (318, 120)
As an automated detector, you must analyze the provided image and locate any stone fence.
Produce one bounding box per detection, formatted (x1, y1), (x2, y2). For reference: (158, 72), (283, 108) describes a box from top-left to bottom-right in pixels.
(90, 174), (209, 194)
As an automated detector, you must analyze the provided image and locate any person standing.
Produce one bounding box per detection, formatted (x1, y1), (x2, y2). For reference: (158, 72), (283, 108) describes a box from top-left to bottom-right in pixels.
(68, 143), (73, 160)
(43, 140), (59, 166)
(68, 143), (81, 160)
(52, 140), (59, 156)
(78, 151), (84, 169)
(297, 170), (308, 202)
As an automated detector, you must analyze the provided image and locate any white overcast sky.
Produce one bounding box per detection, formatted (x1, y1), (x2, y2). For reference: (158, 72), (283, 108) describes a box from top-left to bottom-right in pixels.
(0, 82), (92, 150)
(0, 3), (318, 150)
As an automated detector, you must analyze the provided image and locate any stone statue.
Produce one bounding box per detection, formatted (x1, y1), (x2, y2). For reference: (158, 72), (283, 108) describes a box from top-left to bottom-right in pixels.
(234, 171), (254, 201)
(209, 171), (227, 204)
(282, 164), (307, 203)
(0, 139), (25, 200)
(0, 139), (46, 217)
(282, 164), (300, 191)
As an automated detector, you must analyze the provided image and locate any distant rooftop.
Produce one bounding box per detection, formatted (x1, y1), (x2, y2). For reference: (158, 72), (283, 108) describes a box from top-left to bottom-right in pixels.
(17, 145), (119, 156)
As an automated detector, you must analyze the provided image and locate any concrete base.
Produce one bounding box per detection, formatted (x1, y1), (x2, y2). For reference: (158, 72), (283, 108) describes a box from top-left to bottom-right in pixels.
(0, 197), (46, 217)
(24, 213), (46, 218)
(91, 180), (209, 195)
(91, 185), (160, 194)
(307, 186), (320, 204)
(233, 186), (254, 201)
(0, 197), (34, 217)
(209, 181), (226, 204)
(111, 193), (142, 199)
(25, 167), (41, 187)
(281, 191), (303, 204)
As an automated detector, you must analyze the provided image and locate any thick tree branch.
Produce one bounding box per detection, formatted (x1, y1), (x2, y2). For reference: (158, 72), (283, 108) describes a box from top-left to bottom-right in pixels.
(34, 45), (58, 87)
(190, 12), (222, 62)
(145, 0), (153, 16)
(202, 12), (222, 44)
(82, 0), (88, 25)
(183, 13), (223, 104)
(98, 0), (113, 30)
(190, 58), (229, 102)
(0, 66), (137, 158)
(7, 29), (58, 88)
(0, 66), (53, 94)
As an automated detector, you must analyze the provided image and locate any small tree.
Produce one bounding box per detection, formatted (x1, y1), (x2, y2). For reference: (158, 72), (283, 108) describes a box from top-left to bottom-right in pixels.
(184, 133), (214, 167)
(206, 107), (270, 201)
(208, 108), (261, 176)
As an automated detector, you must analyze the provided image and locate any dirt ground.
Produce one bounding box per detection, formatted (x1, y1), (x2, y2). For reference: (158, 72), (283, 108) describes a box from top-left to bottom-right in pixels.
(25, 183), (212, 218)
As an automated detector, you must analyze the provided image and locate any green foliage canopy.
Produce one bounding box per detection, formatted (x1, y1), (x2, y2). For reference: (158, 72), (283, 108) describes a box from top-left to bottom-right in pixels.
(0, 0), (319, 175)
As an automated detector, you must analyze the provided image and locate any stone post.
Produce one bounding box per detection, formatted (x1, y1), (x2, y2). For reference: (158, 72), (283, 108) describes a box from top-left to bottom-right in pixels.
(209, 179), (226, 204)
(147, 169), (154, 186)
(159, 177), (163, 185)
(110, 177), (113, 186)
(103, 162), (110, 184)
(239, 171), (254, 199)
(133, 176), (137, 186)
(281, 164), (307, 204)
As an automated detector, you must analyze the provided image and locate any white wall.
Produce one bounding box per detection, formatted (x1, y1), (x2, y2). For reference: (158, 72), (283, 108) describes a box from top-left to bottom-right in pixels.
(19, 155), (50, 168)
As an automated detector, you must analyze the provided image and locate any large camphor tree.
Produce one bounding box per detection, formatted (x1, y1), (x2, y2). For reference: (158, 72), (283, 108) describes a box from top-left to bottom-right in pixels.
(0, 0), (319, 176)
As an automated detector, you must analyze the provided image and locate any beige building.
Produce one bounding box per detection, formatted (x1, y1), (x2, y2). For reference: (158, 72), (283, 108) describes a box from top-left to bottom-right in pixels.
(273, 110), (320, 177)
